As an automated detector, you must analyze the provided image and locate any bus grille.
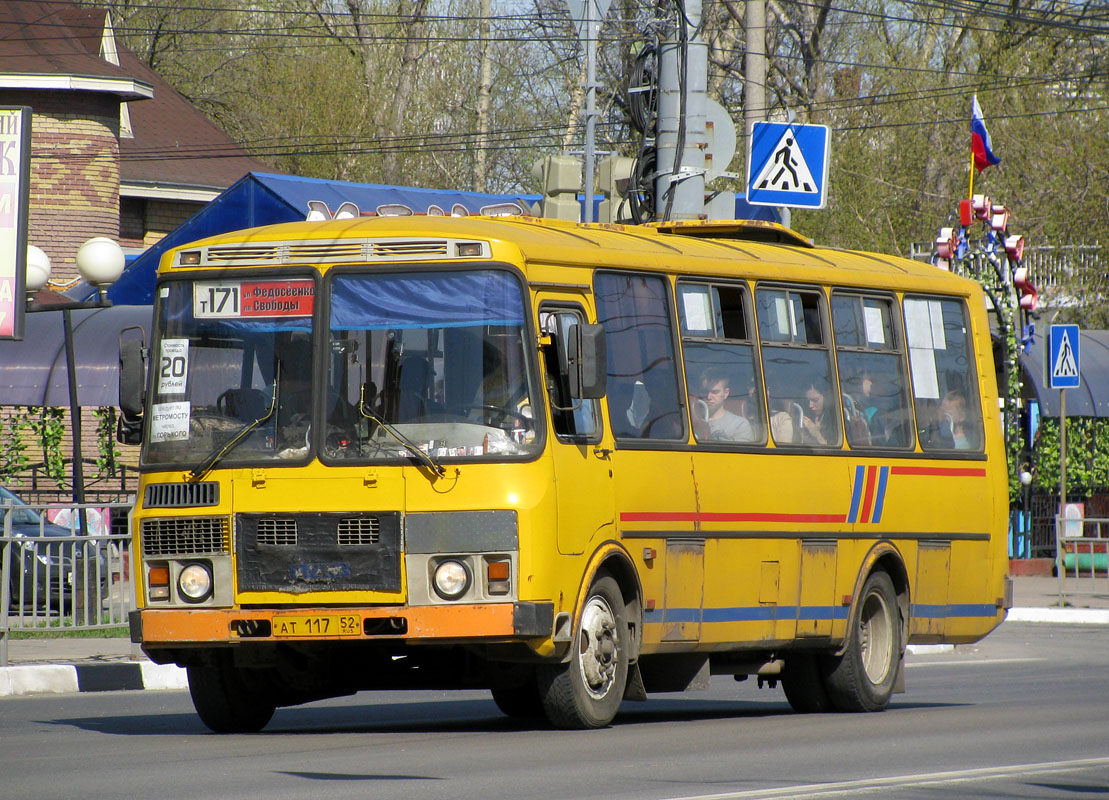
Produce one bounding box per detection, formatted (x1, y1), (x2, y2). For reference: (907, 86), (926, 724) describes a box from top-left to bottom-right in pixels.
(236, 512), (400, 593)
(257, 518), (298, 546)
(142, 517), (229, 556)
(338, 517), (380, 545)
(143, 482), (219, 508)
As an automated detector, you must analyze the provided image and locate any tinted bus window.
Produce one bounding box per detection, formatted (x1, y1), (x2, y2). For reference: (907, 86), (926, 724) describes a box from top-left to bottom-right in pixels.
(757, 286), (840, 447)
(904, 296), (984, 452)
(832, 293), (913, 448)
(678, 281), (764, 444)
(595, 272), (684, 440)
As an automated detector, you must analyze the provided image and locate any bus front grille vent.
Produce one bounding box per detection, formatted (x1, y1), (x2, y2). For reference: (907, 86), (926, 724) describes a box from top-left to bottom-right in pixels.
(143, 482), (219, 508)
(141, 516), (229, 556)
(257, 518), (298, 547)
(338, 516), (380, 546)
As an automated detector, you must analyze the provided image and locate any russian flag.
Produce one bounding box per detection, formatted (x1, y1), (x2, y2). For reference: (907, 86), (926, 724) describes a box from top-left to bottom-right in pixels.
(971, 95), (1000, 172)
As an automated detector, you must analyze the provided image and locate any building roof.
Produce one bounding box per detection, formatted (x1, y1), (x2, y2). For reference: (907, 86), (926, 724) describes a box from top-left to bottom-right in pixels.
(116, 50), (273, 196)
(0, 0), (272, 196)
(0, 1), (150, 98)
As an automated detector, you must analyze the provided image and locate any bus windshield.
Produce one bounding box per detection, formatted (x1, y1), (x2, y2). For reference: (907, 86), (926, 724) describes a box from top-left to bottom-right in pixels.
(144, 269), (540, 468)
(324, 269), (539, 462)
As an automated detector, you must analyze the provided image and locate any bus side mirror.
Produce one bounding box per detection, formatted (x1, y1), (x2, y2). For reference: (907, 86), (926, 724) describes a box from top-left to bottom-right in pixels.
(118, 334), (146, 444)
(567, 323), (607, 399)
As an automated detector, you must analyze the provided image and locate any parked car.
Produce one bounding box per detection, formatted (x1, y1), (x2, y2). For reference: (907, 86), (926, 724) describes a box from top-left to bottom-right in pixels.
(0, 486), (109, 611)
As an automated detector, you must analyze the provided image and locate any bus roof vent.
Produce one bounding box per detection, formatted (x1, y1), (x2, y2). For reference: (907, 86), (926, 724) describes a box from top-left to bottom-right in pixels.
(181, 238), (473, 267)
(650, 219), (814, 248)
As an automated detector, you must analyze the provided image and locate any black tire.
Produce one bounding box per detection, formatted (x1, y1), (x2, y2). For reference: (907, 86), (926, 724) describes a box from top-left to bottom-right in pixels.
(491, 678), (545, 719)
(187, 660), (276, 733)
(537, 573), (629, 729)
(822, 570), (902, 712)
(781, 653), (833, 713)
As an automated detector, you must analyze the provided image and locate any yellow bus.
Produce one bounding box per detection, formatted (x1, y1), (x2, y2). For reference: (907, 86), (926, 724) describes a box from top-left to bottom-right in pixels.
(119, 212), (1011, 732)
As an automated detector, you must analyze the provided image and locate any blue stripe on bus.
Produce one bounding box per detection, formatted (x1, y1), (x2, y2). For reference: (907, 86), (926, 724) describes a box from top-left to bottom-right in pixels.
(643, 603), (999, 624)
(910, 603), (1000, 619)
(847, 465), (865, 523)
(871, 466), (890, 523)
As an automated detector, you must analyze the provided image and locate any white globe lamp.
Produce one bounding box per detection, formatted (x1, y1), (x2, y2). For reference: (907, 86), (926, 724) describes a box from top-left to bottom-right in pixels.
(26, 245), (52, 293)
(76, 237), (125, 301)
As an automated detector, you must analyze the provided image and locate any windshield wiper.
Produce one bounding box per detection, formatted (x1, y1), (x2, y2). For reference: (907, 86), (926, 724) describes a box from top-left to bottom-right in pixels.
(358, 385), (446, 477)
(187, 380), (279, 482)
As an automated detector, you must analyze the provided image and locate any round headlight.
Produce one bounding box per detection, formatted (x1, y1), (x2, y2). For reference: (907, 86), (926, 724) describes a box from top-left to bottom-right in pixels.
(432, 559), (471, 600)
(178, 563), (213, 602)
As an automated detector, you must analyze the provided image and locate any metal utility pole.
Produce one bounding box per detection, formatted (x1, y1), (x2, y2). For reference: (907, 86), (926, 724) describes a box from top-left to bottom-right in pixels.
(744, 0), (766, 144)
(655, 0), (707, 220)
(473, 0), (493, 192)
(583, 0), (598, 222)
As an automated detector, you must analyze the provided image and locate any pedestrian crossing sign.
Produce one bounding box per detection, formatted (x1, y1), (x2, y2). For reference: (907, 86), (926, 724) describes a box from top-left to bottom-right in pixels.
(746, 121), (830, 209)
(1048, 324), (1080, 389)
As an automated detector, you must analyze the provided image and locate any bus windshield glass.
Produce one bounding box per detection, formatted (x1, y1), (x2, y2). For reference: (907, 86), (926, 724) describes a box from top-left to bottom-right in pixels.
(323, 269), (539, 462)
(144, 277), (318, 466)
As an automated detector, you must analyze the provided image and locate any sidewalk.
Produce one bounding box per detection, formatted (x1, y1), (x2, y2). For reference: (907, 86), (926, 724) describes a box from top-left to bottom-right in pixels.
(3, 574), (1108, 698)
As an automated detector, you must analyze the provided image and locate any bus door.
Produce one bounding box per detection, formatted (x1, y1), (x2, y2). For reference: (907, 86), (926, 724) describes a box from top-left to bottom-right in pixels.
(538, 302), (614, 556)
(593, 271), (702, 643)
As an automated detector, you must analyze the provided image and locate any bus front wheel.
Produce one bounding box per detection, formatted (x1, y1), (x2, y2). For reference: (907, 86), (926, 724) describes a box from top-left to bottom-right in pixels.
(187, 658), (276, 733)
(822, 570), (901, 712)
(538, 573), (629, 729)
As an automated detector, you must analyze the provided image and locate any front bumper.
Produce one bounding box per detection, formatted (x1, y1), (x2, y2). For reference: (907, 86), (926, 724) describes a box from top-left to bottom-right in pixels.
(130, 601), (554, 645)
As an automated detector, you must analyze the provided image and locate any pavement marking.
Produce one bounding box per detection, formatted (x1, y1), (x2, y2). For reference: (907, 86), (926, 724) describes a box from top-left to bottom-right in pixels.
(658, 756), (1109, 800)
(906, 657), (1045, 668)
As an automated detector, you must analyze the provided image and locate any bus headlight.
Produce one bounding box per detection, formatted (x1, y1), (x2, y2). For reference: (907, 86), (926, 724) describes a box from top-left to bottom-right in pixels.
(178, 563), (213, 602)
(432, 559), (471, 601)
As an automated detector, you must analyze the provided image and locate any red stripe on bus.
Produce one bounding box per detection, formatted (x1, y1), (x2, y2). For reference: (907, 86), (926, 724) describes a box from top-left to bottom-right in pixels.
(859, 465), (877, 522)
(620, 512), (847, 524)
(890, 466), (987, 477)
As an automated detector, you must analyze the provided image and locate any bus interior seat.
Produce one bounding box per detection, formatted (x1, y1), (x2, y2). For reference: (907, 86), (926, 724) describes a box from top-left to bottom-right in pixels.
(218, 388), (270, 421)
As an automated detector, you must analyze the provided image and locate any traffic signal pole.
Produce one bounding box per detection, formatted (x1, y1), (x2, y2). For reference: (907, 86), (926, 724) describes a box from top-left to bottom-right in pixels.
(654, 0), (707, 220)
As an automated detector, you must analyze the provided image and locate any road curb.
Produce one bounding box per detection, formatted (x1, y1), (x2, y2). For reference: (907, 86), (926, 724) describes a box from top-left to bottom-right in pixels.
(1006, 606), (1109, 624)
(0, 662), (188, 698)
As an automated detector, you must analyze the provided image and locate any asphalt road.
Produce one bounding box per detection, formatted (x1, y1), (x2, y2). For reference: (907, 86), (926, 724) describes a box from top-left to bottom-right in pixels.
(3, 622), (1108, 800)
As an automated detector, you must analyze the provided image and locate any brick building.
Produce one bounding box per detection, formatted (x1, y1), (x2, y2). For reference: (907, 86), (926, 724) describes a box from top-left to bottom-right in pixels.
(0, 0), (271, 502)
(0, 0), (270, 285)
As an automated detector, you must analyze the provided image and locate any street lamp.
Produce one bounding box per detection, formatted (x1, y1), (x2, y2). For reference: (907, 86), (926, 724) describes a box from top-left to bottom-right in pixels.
(25, 238), (125, 532)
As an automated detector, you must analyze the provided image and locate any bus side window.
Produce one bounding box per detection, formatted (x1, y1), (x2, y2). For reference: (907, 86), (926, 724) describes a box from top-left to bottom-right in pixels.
(539, 306), (600, 440)
(756, 286), (840, 448)
(832, 292), (913, 448)
(904, 296), (984, 452)
(677, 281), (765, 445)
(595, 272), (685, 440)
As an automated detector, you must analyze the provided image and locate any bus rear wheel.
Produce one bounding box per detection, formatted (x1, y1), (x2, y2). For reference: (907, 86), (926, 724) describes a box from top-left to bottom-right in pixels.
(187, 657), (276, 733)
(538, 573), (628, 729)
(822, 570), (901, 712)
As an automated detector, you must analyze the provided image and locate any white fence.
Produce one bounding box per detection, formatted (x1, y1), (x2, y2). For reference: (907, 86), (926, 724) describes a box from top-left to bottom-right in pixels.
(1, 501), (134, 666)
(1055, 515), (1109, 606)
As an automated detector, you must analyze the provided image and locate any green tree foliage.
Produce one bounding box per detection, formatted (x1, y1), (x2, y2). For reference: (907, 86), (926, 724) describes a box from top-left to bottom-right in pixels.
(102, 0), (1105, 258)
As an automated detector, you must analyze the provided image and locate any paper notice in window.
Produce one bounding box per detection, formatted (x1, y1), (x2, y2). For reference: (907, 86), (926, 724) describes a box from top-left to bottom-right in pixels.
(151, 401), (191, 442)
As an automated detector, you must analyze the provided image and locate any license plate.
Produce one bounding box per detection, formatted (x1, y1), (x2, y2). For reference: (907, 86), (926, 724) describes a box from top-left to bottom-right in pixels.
(272, 614), (361, 637)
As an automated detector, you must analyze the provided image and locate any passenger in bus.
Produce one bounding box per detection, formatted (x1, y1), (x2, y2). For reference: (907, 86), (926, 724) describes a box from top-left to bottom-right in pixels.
(694, 367), (754, 443)
(769, 397), (799, 444)
(941, 390), (975, 450)
(916, 398), (956, 449)
(801, 382), (838, 445)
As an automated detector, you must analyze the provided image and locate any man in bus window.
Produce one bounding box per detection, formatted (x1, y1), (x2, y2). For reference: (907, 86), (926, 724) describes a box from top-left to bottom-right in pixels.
(695, 367), (754, 443)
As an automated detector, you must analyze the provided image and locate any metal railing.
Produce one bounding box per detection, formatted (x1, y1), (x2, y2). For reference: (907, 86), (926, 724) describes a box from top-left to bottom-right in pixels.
(1, 501), (134, 666)
(1055, 515), (1109, 607)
